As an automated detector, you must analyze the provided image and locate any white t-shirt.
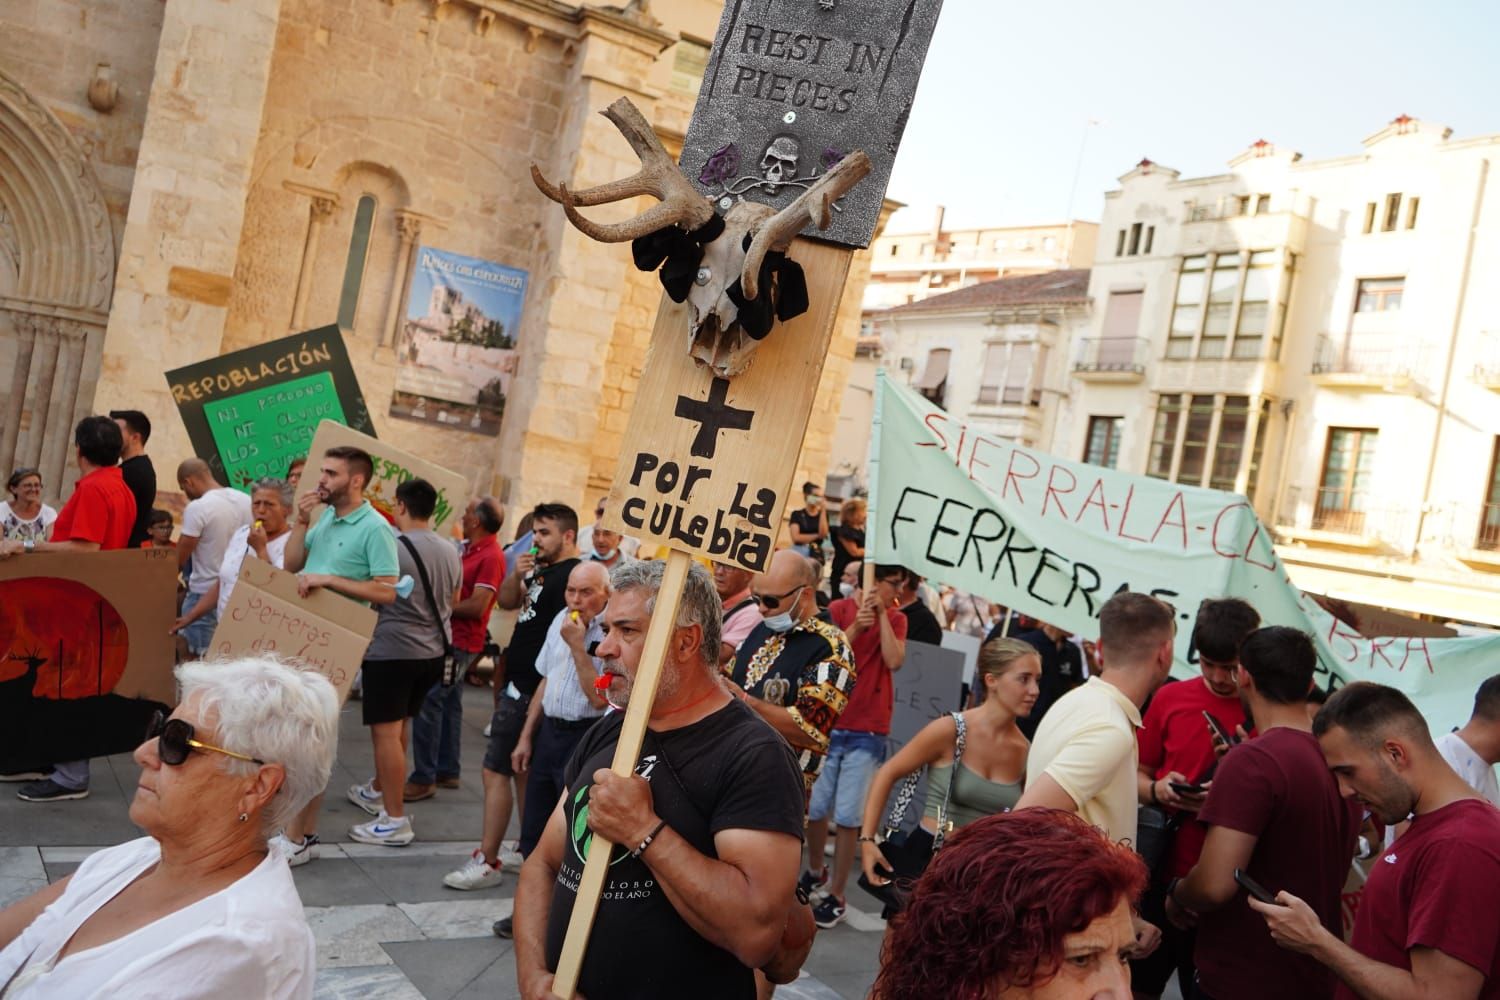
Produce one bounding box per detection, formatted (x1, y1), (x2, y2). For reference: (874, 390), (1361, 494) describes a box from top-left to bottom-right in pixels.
(180, 488), (252, 592)
(216, 525), (292, 619)
(1437, 731), (1500, 807)
(0, 836), (314, 999)
(0, 501), (57, 542)
(1026, 676), (1143, 847)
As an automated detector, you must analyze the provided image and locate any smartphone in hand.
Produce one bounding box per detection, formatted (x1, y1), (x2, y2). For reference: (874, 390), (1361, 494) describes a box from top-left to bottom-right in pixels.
(1204, 711), (1239, 747)
(1169, 781), (1207, 796)
(1234, 868), (1278, 904)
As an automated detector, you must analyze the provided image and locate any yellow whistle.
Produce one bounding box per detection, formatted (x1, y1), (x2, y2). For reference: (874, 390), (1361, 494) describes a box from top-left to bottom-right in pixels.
(569, 610), (580, 622)
(254, 520), (263, 530)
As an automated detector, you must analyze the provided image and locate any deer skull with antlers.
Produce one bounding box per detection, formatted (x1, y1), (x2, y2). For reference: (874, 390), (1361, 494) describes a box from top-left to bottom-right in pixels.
(531, 98), (871, 378)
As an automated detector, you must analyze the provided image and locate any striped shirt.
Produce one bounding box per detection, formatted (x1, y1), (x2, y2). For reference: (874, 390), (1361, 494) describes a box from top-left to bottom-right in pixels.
(536, 609), (608, 722)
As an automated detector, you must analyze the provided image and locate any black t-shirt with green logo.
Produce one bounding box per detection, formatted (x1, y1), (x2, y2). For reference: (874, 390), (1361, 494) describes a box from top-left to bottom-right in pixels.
(544, 700), (805, 998)
(505, 557), (580, 696)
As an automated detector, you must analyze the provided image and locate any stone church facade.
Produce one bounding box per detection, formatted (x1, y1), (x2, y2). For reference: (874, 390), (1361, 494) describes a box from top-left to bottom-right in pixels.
(0, 0), (887, 518)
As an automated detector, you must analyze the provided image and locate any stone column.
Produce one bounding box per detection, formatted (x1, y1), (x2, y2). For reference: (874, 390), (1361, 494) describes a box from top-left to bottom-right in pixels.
(93, 0), (285, 467)
(288, 187), (339, 331)
(0, 311), (37, 476)
(494, 9), (677, 513)
(379, 210), (423, 349)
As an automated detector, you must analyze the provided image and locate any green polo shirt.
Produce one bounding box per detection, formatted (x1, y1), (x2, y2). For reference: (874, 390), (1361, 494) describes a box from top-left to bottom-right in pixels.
(303, 500), (399, 592)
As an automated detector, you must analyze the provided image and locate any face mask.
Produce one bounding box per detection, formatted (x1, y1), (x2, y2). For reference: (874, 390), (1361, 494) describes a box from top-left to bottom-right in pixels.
(805, 495), (821, 507)
(763, 611), (797, 633)
(838, 582), (855, 598)
(593, 548), (616, 562)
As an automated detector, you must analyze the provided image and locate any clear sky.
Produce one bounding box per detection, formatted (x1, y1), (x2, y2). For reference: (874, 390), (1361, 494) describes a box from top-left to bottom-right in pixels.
(883, 0), (1500, 234)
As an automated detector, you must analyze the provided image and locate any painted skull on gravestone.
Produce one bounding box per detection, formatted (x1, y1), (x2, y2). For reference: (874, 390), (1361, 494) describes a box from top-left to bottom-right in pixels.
(531, 98), (870, 378)
(759, 135), (801, 195)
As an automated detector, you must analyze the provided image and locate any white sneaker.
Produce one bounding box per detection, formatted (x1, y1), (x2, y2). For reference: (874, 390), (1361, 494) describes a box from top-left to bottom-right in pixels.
(443, 849), (504, 890)
(499, 840), (525, 868)
(346, 779), (384, 816)
(350, 812), (414, 847)
(272, 832), (320, 867)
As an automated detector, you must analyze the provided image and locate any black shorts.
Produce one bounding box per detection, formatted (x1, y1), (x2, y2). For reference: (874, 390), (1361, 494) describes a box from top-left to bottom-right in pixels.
(483, 691), (531, 776)
(361, 656), (445, 725)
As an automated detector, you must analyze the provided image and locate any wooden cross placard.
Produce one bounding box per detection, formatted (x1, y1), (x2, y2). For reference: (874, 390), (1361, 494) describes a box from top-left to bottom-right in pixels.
(539, 1), (944, 994)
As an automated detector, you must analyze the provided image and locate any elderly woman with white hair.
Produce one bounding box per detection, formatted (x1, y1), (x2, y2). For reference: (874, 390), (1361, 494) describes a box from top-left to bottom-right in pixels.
(0, 657), (338, 998)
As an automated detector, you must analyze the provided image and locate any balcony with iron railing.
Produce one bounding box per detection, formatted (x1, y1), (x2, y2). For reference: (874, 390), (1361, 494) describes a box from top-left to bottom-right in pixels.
(1275, 484), (1412, 550)
(1311, 334), (1424, 391)
(1072, 336), (1148, 382)
(1179, 192), (1313, 255)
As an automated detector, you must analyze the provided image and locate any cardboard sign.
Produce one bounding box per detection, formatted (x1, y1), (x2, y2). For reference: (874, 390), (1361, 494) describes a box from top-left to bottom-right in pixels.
(166, 325), (375, 491)
(867, 371), (1500, 734)
(297, 420), (470, 534)
(602, 241), (852, 573)
(680, 0), (944, 248)
(878, 639), (966, 834)
(209, 556), (377, 702)
(391, 247), (528, 437)
(0, 549), (179, 771)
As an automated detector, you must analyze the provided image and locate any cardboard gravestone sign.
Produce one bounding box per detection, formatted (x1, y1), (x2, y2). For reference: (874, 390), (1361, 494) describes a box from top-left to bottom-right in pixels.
(165, 325), (375, 491)
(209, 556), (376, 702)
(0, 549), (178, 772)
(296, 420), (469, 535)
(680, 0), (944, 248)
(879, 640), (966, 834)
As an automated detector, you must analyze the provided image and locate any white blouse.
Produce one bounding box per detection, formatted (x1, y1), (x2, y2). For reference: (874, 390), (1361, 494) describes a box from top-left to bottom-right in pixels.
(0, 837), (314, 999)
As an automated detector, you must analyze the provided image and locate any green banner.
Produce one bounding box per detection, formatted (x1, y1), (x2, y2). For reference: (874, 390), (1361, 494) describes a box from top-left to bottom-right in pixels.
(205, 372), (346, 490)
(868, 370), (1500, 733)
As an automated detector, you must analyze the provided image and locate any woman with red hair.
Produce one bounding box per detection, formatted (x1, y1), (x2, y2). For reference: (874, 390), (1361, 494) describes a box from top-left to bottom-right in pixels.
(874, 808), (1147, 999)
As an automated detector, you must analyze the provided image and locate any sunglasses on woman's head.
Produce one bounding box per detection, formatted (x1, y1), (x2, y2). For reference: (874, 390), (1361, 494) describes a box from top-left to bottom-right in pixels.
(145, 712), (265, 766)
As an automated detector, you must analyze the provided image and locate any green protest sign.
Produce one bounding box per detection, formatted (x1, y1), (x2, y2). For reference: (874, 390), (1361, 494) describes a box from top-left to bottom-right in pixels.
(867, 370), (1500, 734)
(166, 326), (375, 490)
(204, 372), (347, 490)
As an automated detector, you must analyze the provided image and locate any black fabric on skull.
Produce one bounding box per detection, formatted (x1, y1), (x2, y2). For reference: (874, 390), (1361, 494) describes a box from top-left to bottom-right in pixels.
(725, 245), (809, 341)
(629, 214), (726, 303)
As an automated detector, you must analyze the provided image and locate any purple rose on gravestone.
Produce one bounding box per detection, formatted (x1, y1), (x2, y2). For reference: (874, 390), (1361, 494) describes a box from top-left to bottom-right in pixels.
(699, 144), (740, 186)
(821, 148), (846, 172)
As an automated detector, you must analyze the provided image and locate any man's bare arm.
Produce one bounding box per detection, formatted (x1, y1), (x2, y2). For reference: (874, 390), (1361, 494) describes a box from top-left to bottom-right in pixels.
(513, 800), (567, 1000)
(1013, 772), (1079, 813)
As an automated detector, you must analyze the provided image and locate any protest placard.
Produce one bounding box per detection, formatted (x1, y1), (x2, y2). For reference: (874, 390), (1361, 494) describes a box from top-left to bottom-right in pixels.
(208, 556), (377, 702)
(867, 370), (1500, 732)
(165, 325), (375, 491)
(0, 549), (178, 772)
(879, 640), (966, 834)
(296, 419), (469, 535)
(390, 247), (527, 437)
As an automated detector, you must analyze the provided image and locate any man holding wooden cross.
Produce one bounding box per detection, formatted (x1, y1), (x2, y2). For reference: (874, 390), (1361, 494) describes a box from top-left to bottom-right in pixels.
(512, 560), (813, 999)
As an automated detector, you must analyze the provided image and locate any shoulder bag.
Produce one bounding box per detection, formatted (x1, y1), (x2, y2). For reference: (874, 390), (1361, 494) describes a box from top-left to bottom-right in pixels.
(398, 535), (456, 685)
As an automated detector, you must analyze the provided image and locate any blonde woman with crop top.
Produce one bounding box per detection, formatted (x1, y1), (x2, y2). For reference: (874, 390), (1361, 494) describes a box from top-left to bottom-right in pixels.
(859, 637), (1041, 890)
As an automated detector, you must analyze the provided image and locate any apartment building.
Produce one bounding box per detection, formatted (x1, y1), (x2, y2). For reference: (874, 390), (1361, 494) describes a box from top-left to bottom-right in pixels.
(1057, 116), (1500, 625)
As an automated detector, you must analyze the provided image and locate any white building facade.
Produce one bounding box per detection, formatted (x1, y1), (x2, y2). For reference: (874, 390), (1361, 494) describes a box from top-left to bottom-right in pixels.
(1057, 117), (1500, 625)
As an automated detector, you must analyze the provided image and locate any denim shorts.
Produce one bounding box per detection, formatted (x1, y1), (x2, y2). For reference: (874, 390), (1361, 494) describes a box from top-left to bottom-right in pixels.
(807, 729), (887, 827)
(482, 690), (530, 776)
(179, 590), (217, 656)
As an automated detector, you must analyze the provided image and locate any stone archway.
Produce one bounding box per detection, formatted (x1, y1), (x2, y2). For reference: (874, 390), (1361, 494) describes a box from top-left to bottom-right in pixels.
(0, 69), (117, 501)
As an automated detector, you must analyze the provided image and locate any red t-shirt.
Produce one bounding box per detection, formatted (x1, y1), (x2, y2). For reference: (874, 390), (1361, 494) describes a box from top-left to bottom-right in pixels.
(1340, 798), (1500, 999)
(827, 597), (906, 735)
(1195, 728), (1361, 1000)
(451, 535), (503, 653)
(1138, 676), (1248, 877)
(51, 466), (136, 550)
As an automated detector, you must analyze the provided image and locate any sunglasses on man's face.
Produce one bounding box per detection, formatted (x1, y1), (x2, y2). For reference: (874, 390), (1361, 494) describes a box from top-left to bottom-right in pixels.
(751, 584), (804, 609)
(145, 712), (265, 767)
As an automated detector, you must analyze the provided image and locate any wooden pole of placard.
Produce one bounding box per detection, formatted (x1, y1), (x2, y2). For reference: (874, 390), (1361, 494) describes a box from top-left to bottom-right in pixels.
(550, 246), (854, 996)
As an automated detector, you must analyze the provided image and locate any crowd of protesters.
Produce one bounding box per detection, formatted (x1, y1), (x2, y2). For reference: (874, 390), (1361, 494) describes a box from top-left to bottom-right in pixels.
(3, 423), (1500, 999)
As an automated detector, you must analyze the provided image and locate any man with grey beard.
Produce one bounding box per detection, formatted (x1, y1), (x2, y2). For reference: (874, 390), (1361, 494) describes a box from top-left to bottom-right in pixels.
(511, 560), (813, 1000)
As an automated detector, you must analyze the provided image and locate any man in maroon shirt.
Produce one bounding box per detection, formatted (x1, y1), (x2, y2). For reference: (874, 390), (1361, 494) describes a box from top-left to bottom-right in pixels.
(1, 416), (137, 802)
(1133, 598), (1261, 997)
(1251, 681), (1500, 1000)
(802, 561), (907, 928)
(1165, 626), (1361, 1000)
(407, 497), (504, 802)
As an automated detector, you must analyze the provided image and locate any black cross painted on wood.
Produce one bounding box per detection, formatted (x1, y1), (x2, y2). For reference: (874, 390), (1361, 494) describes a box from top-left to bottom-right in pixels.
(674, 377), (754, 459)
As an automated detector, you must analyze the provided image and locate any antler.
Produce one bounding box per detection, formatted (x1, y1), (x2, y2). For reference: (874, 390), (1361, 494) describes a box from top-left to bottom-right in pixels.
(530, 97), (715, 243)
(741, 151), (872, 300)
